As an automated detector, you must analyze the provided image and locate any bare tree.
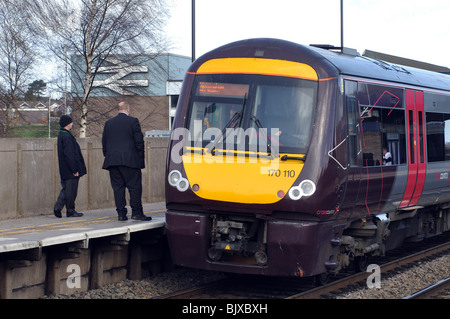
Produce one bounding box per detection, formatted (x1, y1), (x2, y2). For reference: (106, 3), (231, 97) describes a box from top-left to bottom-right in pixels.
(28, 0), (170, 137)
(0, 0), (39, 137)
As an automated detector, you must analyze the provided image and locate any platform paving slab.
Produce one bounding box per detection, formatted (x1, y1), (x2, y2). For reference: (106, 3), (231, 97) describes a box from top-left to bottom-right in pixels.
(0, 202), (166, 254)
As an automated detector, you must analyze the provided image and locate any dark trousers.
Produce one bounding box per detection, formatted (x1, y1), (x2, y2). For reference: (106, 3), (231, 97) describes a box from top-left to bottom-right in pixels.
(108, 166), (143, 217)
(54, 178), (79, 215)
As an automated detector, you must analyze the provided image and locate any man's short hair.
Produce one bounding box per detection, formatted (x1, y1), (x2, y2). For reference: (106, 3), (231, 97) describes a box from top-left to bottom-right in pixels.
(118, 102), (130, 111)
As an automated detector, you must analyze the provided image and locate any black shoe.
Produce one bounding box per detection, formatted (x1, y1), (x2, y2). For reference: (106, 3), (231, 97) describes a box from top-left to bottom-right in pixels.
(118, 215), (128, 221)
(131, 214), (152, 221)
(67, 211), (84, 217)
(54, 209), (62, 218)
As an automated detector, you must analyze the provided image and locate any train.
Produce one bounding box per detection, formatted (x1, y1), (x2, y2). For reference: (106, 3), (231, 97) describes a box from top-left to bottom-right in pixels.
(165, 38), (450, 281)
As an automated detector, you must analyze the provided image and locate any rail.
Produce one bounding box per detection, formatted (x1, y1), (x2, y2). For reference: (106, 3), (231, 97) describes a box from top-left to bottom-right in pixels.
(288, 240), (450, 299)
(403, 276), (450, 299)
(157, 236), (450, 299)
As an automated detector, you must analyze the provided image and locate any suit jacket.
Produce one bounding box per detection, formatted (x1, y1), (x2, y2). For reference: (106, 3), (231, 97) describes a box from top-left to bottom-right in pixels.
(102, 113), (145, 170)
(57, 129), (87, 180)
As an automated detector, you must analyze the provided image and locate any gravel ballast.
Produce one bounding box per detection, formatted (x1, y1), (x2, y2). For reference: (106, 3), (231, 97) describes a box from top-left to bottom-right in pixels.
(335, 254), (450, 299)
(44, 268), (226, 299)
(44, 253), (449, 299)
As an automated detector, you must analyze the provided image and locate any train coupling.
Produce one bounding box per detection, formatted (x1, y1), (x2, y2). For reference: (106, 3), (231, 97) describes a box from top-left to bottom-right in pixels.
(208, 216), (268, 265)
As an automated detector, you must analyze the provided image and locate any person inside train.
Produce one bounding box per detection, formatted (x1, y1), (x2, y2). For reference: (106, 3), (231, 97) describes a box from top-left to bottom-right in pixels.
(383, 147), (392, 165)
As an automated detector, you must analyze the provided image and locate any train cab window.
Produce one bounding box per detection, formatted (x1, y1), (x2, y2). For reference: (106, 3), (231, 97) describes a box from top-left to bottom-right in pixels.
(187, 75), (317, 155)
(250, 80), (317, 154)
(358, 83), (406, 166)
(188, 80), (249, 145)
(425, 112), (450, 162)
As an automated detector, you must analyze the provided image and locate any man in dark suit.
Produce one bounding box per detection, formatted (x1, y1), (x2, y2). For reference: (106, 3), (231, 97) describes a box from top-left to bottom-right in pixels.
(102, 101), (151, 221)
(54, 115), (86, 218)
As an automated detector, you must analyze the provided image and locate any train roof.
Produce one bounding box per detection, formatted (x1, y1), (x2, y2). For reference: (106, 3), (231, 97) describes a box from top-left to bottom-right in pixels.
(192, 38), (450, 93)
(308, 44), (450, 92)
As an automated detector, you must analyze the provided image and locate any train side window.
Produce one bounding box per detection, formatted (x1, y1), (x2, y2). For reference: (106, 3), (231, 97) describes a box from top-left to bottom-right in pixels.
(361, 106), (406, 166)
(418, 111), (425, 163)
(346, 95), (358, 166)
(409, 110), (415, 164)
(426, 112), (450, 162)
(358, 83), (403, 109)
(445, 114), (450, 161)
(358, 83), (405, 167)
(384, 108), (406, 165)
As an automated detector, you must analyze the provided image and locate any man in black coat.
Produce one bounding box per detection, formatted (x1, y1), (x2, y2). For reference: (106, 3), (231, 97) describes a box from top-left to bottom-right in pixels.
(54, 115), (86, 218)
(102, 101), (151, 221)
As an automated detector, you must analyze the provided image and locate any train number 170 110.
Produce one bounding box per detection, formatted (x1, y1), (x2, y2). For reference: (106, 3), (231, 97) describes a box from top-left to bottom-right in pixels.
(267, 169), (296, 178)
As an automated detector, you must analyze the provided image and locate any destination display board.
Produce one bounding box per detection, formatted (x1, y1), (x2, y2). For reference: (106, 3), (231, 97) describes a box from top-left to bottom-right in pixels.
(198, 82), (249, 98)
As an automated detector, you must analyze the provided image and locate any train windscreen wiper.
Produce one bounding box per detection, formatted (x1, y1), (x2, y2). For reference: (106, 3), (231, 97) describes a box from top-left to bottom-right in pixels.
(249, 114), (279, 159)
(223, 110), (242, 131)
(206, 94), (247, 155)
(280, 154), (307, 161)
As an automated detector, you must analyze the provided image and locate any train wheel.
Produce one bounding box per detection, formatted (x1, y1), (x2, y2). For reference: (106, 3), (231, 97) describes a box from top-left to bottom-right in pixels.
(354, 255), (369, 272)
(315, 273), (329, 286)
(208, 247), (222, 261)
(254, 251), (268, 265)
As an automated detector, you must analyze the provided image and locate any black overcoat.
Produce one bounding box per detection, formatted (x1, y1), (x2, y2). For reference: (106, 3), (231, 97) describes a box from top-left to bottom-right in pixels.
(102, 113), (145, 170)
(57, 129), (87, 180)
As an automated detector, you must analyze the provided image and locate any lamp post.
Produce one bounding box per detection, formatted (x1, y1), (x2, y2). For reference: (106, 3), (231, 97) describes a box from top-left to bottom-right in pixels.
(48, 95), (51, 138)
(192, 0), (195, 62)
(340, 0), (344, 50)
(48, 92), (55, 138)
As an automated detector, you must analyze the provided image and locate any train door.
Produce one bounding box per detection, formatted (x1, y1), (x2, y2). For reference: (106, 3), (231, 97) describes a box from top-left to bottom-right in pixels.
(399, 90), (426, 208)
(343, 80), (362, 207)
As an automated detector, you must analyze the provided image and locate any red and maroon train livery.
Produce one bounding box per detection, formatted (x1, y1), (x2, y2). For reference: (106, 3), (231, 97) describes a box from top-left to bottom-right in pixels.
(165, 38), (450, 279)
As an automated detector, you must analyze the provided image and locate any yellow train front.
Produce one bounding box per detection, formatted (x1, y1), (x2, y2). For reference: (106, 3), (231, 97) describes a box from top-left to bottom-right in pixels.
(165, 38), (450, 278)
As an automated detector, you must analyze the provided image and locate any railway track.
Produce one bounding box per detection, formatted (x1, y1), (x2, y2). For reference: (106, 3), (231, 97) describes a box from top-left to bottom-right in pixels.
(157, 234), (450, 299)
(289, 238), (450, 299)
(403, 276), (450, 299)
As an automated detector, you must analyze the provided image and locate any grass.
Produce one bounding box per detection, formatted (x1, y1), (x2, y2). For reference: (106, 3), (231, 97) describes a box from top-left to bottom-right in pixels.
(9, 120), (60, 138)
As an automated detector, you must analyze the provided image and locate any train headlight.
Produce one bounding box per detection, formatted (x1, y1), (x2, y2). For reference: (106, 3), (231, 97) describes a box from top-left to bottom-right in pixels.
(168, 170), (190, 192)
(168, 170), (182, 186)
(288, 180), (316, 200)
(299, 180), (316, 197)
(288, 186), (302, 200)
(177, 178), (190, 192)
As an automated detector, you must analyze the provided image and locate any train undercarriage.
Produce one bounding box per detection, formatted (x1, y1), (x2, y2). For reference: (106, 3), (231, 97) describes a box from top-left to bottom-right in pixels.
(197, 205), (450, 280)
(334, 206), (450, 274)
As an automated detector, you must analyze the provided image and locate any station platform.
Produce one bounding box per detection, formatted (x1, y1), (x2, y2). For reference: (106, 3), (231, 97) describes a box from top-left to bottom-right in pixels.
(0, 202), (166, 254)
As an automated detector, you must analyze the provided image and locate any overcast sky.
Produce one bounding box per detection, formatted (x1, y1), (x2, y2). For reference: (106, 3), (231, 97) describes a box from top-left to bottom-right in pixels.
(166, 0), (450, 67)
